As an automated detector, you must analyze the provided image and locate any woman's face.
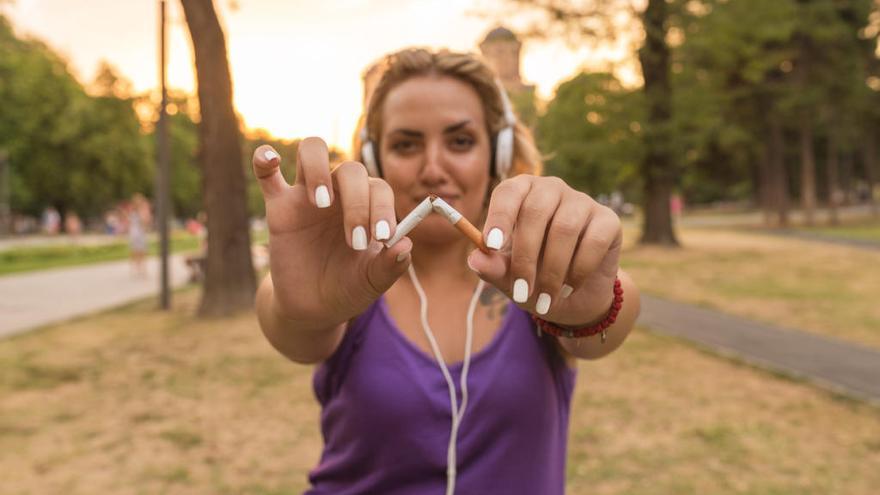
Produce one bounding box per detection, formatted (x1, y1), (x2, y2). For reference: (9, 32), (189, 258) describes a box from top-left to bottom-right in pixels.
(379, 75), (493, 245)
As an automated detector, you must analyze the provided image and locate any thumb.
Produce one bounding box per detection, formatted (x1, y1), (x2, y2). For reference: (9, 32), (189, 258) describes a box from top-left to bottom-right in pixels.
(364, 237), (414, 297)
(467, 248), (509, 289)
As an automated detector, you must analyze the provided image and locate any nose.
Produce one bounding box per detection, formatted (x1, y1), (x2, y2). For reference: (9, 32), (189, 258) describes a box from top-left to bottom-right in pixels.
(419, 138), (447, 181)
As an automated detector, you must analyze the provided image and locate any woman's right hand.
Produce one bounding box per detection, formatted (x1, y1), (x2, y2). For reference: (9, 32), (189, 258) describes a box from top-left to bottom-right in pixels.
(253, 137), (413, 327)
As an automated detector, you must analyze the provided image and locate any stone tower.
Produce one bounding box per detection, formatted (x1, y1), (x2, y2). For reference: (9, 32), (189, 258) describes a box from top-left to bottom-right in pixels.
(479, 26), (530, 93)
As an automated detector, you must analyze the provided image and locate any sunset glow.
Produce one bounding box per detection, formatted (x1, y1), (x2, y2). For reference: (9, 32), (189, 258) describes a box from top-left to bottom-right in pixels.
(4, 0), (637, 151)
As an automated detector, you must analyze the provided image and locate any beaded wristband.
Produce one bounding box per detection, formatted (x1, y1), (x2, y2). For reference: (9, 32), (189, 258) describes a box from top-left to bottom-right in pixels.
(531, 277), (623, 343)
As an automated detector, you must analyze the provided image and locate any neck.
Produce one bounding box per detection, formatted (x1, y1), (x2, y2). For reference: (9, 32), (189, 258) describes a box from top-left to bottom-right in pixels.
(408, 236), (479, 290)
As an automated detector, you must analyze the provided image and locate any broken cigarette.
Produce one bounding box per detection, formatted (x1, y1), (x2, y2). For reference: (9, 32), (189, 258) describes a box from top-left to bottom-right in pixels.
(430, 196), (490, 254)
(384, 196), (434, 249)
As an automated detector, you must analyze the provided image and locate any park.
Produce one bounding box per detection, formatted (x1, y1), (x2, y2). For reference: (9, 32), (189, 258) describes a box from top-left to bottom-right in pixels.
(1, 0), (878, 493)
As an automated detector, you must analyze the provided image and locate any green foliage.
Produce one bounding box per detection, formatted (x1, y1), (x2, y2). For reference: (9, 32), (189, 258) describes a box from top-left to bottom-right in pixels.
(0, 15), (151, 219)
(528, 0), (879, 206)
(537, 72), (644, 198)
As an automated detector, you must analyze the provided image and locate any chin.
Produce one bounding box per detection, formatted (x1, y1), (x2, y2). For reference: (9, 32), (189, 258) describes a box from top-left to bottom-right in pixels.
(409, 217), (460, 242)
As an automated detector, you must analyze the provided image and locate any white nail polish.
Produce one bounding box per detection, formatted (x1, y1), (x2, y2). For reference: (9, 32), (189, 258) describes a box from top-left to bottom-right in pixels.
(264, 150), (279, 162)
(315, 185), (330, 208)
(561, 284), (574, 298)
(513, 278), (529, 303)
(375, 220), (390, 241)
(396, 251), (410, 262)
(352, 226), (367, 250)
(486, 228), (503, 250)
(536, 293), (551, 315)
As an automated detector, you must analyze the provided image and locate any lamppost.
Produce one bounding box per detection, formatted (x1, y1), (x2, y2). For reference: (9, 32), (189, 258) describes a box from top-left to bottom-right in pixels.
(0, 150), (9, 236)
(156, 0), (171, 309)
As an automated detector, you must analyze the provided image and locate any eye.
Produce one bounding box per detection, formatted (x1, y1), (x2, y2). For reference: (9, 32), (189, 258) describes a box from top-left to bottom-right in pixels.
(391, 140), (419, 154)
(449, 134), (475, 151)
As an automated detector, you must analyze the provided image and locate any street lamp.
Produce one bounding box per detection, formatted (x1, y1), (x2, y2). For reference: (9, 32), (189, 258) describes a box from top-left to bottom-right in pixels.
(156, 0), (171, 309)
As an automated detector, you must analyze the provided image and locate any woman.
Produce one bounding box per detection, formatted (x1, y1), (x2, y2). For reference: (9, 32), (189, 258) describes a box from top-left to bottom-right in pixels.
(254, 48), (640, 494)
(127, 194), (150, 276)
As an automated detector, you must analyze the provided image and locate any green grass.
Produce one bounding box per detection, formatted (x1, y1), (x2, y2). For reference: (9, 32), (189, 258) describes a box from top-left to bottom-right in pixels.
(0, 229), (268, 276)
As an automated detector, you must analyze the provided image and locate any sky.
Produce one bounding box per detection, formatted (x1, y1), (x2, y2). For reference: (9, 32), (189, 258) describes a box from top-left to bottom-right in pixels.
(3, 0), (637, 151)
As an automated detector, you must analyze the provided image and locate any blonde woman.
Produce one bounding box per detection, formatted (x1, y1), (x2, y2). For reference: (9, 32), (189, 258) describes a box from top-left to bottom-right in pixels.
(253, 48), (640, 494)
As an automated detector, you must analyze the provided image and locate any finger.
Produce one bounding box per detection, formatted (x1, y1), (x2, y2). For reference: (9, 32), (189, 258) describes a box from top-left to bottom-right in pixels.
(296, 136), (333, 209)
(252, 145), (289, 199)
(533, 191), (590, 315)
(482, 175), (533, 252)
(508, 177), (563, 306)
(334, 161), (371, 251)
(363, 236), (415, 301)
(567, 205), (622, 291)
(369, 178), (396, 242)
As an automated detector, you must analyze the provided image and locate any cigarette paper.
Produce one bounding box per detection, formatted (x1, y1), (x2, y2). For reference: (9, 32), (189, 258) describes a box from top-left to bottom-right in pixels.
(384, 196), (434, 248)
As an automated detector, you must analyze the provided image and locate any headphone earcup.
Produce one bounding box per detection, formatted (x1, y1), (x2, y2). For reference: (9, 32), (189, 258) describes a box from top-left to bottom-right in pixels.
(361, 140), (380, 178)
(494, 126), (514, 180)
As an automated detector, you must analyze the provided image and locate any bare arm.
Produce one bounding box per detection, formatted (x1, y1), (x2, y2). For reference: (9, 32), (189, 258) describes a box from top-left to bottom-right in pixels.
(255, 273), (347, 364)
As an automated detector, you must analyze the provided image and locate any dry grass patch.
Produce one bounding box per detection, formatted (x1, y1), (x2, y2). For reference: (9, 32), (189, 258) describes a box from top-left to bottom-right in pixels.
(569, 329), (880, 494)
(621, 227), (880, 349)
(0, 290), (322, 494)
(1, 289), (878, 494)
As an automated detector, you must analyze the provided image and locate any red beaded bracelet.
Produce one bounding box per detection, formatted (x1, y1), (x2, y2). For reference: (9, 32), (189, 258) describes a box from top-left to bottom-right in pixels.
(531, 277), (623, 343)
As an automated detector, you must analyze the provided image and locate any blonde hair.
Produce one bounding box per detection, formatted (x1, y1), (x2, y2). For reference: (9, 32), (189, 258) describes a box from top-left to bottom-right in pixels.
(353, 48), (543, 181)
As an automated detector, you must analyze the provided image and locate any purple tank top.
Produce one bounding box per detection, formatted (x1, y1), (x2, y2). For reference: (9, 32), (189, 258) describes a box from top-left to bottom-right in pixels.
(305, 294), (577, 495)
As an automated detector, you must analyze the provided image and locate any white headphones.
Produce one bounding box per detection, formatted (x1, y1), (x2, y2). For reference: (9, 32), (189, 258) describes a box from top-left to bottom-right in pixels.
(359, 77), (517, 181)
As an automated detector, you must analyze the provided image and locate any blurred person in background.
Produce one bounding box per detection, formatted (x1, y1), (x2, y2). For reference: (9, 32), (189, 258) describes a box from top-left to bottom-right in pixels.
(127, 194), (151, 276)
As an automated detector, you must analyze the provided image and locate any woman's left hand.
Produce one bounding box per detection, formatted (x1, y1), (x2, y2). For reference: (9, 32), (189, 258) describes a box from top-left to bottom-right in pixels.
(466, 175), (622, 326)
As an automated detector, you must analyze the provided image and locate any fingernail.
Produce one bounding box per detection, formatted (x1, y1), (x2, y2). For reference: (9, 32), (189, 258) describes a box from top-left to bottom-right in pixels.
(396, 251), (410, 262)
(264, 150), (279, 162)
(352, 226), (367, 250)
(561, 284), (574, 298)
(513, 278), (529, 303)
(375, 220), (390, 241)
(315, 185), (331, 208)
(466, 255), (480, 274)
(486, 228), (503, 250)
(536, 293), (551, 315)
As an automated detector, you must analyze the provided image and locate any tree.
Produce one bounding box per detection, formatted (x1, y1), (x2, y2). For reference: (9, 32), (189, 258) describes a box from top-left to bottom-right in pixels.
(537, 72), (643, 198)
(179, 0), (256, 316)
(637, 0), (677, 244)
(0, 17), (151, 219)
(675, 0), (797, 226)
(501, 0), (679, 244)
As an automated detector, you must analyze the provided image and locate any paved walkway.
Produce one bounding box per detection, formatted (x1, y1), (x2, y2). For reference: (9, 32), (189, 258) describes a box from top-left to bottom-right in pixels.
(0, 255), (191, 339)
(755, 229), (880, 251)
(638, 294), (880, 406)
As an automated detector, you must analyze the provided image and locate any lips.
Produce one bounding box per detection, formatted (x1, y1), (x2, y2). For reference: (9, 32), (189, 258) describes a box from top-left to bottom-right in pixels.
(425, 193), (459, 203)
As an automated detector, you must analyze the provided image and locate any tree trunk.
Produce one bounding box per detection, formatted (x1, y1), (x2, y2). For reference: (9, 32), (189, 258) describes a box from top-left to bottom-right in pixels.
(826, 133), (840, 225)
(799, 119), (817, 225)
(638, 0), (678, 246)
(841, 151), (854, 206)
(769, 117), (789, 227)
(180, 0), (256, 316)
(759, 141), (775, 227)
(863, 137), (879, 218)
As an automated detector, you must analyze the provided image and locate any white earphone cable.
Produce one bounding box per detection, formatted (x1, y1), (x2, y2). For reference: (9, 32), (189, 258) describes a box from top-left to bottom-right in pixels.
(407, 263), (484, 495)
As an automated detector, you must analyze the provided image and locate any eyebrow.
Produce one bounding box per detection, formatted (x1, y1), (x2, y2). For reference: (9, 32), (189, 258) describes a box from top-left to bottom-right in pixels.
(389, 120), (473, 137)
